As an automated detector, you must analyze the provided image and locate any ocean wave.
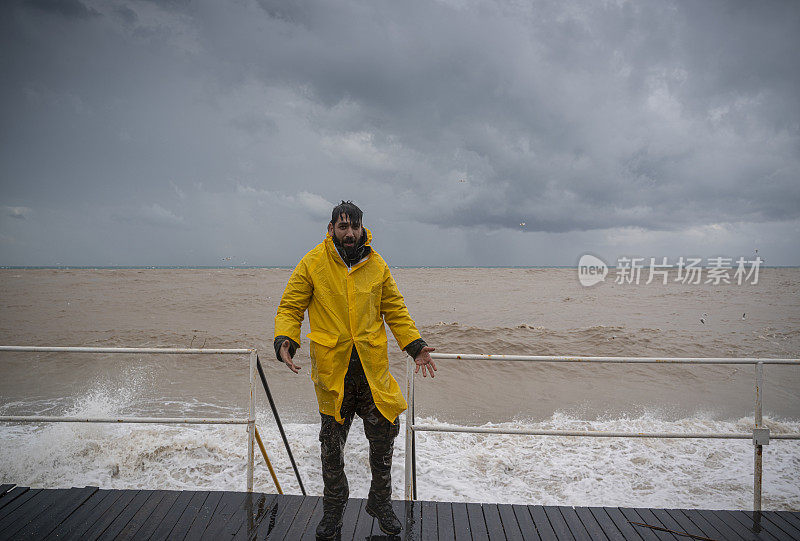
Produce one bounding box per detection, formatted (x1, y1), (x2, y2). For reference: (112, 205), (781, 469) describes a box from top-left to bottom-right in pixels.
(2, 406), (798, 510)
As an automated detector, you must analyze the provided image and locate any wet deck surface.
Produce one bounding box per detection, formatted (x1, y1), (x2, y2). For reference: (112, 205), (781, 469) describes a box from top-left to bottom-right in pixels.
(0, 483), (798, 540)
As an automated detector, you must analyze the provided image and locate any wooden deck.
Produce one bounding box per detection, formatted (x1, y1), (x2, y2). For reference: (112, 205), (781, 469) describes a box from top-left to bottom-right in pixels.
(0, 483), (798, 540)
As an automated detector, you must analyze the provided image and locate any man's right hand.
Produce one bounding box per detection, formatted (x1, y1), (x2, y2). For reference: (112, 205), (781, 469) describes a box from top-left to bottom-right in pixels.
(280, 339), (302, 373)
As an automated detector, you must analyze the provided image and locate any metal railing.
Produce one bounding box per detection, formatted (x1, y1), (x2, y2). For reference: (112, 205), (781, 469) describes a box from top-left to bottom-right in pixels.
(404, 353), (800, 511)
(0, 345), (258, 492)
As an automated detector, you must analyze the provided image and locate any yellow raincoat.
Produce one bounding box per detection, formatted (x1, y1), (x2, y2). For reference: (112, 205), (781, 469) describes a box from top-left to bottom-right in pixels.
(274, 227), (421, 424)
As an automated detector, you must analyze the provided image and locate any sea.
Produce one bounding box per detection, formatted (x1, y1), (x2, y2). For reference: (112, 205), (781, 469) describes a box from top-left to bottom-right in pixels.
(0, 267), (798, 510)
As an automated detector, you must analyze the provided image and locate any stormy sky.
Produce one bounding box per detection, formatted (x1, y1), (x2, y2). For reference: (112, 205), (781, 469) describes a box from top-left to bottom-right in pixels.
(1, 0), (798, 266)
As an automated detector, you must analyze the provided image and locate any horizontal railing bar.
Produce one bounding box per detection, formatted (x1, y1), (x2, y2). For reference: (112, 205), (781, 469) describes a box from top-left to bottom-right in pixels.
(0, 346), (251, 354)
(430, 353), (799, 365)
(0, 416), (249, 424)
(412, 424), (800, 440)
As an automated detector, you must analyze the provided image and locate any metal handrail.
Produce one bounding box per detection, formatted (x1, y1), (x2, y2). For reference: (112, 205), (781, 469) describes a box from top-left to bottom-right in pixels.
(0, 345), (258, 492)
(404, 353), (800, 512)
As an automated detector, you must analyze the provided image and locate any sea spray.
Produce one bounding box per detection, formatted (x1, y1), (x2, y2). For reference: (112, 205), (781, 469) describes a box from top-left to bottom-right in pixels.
(3, 406), (798, 510)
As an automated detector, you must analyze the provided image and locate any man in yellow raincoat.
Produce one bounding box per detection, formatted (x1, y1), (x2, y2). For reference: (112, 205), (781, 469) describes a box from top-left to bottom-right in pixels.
(274, 200), (436, 539)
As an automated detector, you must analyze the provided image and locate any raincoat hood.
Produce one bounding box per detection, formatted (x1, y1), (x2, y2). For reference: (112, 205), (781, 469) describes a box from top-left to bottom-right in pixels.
(274, 226), (421, 423)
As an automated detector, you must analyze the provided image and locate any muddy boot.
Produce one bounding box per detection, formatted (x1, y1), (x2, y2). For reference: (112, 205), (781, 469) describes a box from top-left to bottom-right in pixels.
(316, 502), (344, 540)
(365, 496), (401, 535)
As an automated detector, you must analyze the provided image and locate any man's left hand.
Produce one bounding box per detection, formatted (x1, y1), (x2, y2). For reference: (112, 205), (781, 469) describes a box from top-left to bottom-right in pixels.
(414, 346), (437, 378)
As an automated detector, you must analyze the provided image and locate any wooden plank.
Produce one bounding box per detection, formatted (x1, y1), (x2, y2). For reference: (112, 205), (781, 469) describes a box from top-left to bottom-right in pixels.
(726, 511), (785, 541)
(627, 508), (678, 541)
(120, 490), (180, 539)
(15, 488), (795, 541)
(467, 502), (489, 539)
(436, 501), (455, 541)
(420, 499), (438, 541)
(0, 488), (61, 539)
(452, 501), (471, 541)
(181, 490), (224, 540)
(62, 489), (127, 539)
(558, 506), (592, 541)
(93, 489), (154, 540)
(154, 490), (209, 541)
(0, 487), (39, 522)
(674, 509), (731, 541)
(618, 507), (666, 541)
(694, 509), (759, 541)
(586, 508), (627, 541)
(299, 496), (325, 541)
(601, 507), (647, 541)
(15, 486), (98, 540)
(482, 503), (506, 541)
(762, 511), (800, 540)
(244, 492), (303, 540)
(574, 506), (612, 541)
(43, 489), (116, 540)
(543, 506), (576, 541)
(234, 493), (282, 539)
(0, 488), (60, 538)
(284, 495), (319, 540)
(649, 508), (704, 540)
(110, 490), (169, 540)
(194, 491), (250, 539)
(774, 511), (800, 532)
(528, 505), (558, 541)
(80, 489), (140, 540)
(339, 497), (364, 541)
(497, 503), (526, 541)
(351, 499), (375, 539)
(0, 485), (15, 498)
(413, 499), (427, 540)
(0, 487), (29, 514)
(230, 492), (283, 539)
(660, 508), (719, 541)
(137, 489), (194, 540)
(394, 499), (422, 539)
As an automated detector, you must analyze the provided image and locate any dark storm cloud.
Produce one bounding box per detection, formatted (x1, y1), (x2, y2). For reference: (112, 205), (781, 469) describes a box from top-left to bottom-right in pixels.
(234, 0), (799, 233)
(1, 0), (798, 265)
(25, 0), (100, 18)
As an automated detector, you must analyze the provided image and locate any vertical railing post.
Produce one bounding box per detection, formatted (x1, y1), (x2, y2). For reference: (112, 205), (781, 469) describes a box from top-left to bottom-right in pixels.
(405, 357), (414, 500)
(411, 358), (417, 501)
(247, 349), (257, 493)
(753, 361), (764, 513)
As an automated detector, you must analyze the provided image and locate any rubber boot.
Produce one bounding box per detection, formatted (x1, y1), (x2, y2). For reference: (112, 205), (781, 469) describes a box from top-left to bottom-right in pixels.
(365, 496), (401, 535)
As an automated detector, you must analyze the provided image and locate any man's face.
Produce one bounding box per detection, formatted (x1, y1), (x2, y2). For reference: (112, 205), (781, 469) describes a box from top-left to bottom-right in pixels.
(328, 214), (363, 249)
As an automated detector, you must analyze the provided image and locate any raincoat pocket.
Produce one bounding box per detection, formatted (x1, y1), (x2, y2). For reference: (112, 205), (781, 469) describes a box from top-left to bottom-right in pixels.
(308, 330), (339, 383)
(307, 330), (339, 348)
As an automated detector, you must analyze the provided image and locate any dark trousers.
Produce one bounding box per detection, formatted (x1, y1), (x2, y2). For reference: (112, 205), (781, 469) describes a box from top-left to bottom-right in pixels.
(319, 348), (400, 511)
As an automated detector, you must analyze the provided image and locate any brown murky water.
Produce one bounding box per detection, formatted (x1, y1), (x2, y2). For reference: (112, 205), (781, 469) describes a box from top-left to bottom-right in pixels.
(1, 267), (798, 424)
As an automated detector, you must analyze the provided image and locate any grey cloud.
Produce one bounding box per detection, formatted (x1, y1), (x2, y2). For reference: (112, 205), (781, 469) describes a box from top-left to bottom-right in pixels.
(230, 114), (277, 136)
(1, 0), (798, 265)
(233, 0), (800, 233)
(112, 203), (186, 229)
(25, 0), (100, 19)
(4, 206), (32, 220)
(113, 5), (138, 25)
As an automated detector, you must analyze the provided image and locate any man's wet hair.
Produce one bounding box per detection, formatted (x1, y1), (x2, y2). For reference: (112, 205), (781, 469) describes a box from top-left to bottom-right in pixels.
(331, 200), (363, 226)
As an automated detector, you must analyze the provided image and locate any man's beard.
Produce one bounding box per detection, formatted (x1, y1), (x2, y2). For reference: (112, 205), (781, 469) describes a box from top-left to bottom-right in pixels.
(333, 233), (360, 260)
